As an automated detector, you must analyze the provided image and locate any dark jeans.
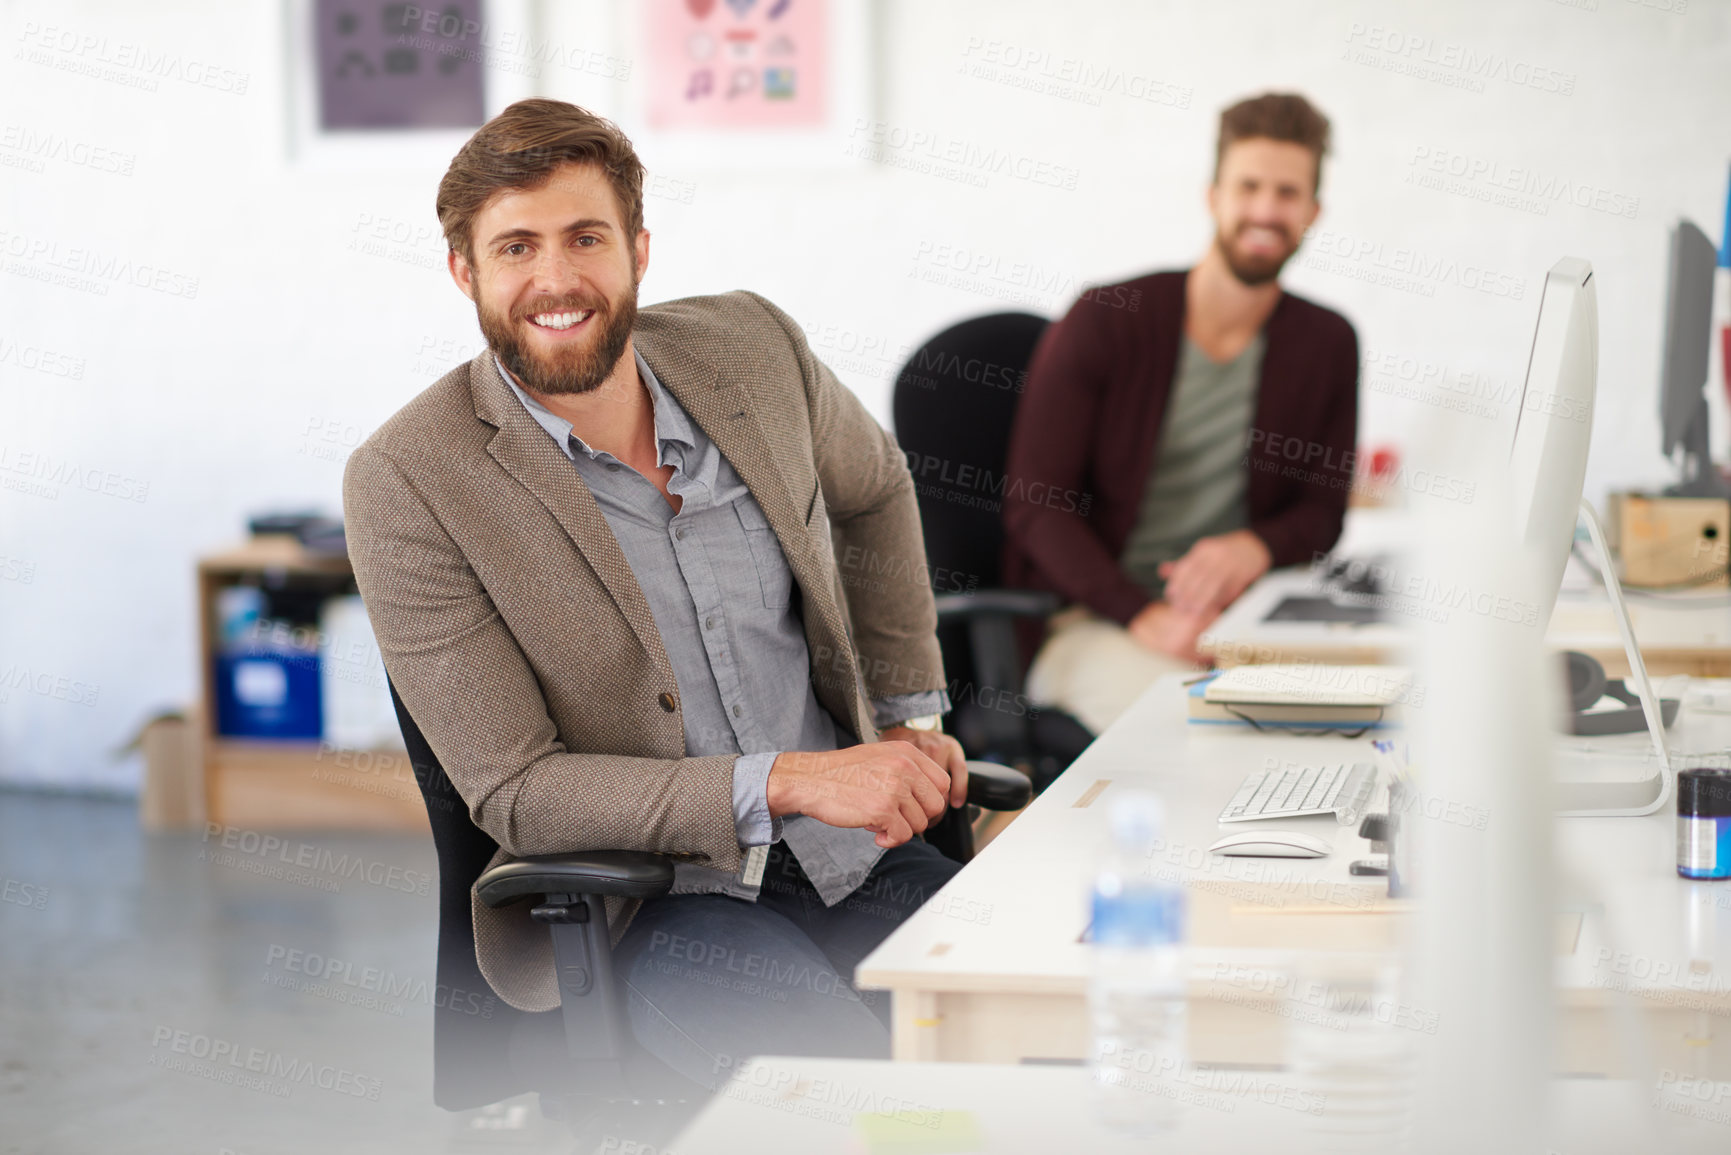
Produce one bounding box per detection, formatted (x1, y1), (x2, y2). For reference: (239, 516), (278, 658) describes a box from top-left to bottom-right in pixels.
(611, 838), (961, 1089)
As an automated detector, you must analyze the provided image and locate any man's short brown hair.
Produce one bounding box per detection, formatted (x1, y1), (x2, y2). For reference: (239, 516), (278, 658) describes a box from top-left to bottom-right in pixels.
(436, 98), (645, 266)
(1213, 92), (1331, 195)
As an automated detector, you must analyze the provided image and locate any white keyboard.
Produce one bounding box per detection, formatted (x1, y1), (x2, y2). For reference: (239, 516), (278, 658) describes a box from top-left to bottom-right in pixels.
(1218, 761), (1377, 825)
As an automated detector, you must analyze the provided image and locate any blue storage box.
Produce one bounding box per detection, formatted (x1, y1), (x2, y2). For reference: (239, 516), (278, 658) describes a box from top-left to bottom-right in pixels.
(214, 645), (322, 739)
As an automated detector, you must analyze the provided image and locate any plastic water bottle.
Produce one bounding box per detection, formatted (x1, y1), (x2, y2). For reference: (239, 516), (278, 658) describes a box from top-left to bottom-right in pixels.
(1089, 791), (1187, 1135)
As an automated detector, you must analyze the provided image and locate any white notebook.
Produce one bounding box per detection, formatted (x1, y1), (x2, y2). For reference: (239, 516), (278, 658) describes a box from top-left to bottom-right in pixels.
(1202, 664), (1413, 708)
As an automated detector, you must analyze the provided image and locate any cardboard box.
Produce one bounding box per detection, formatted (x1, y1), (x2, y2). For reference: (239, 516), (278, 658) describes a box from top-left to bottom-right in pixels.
(139, 711), (204, 830)
(1618, 494), (1730, 589)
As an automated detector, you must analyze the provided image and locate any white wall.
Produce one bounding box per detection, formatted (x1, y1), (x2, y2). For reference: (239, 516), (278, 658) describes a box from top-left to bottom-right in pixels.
(2, 0), (1728, 790)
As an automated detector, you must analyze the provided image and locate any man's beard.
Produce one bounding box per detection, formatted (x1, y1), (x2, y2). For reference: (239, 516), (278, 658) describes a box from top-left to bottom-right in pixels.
(477, 281), (637, 396)
(1213, 224), (1300, 288)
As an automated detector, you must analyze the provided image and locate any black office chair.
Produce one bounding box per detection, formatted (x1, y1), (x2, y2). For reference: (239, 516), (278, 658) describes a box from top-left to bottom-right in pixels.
(387, 679), (689, 1133)
(891, 312), (1095, 795)
(388, 678), (1031, 1130)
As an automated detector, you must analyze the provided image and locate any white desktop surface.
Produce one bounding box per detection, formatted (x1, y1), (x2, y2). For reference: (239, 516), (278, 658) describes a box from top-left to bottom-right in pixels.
(1200, 507), (1731, 675)
(674, 1057), (1677, 1154)
(1547, 585), (1731, 663)
(857, 674), (1386, 996)
(1199, 505), (1411, 664)
(856, 673), (1731, 1074)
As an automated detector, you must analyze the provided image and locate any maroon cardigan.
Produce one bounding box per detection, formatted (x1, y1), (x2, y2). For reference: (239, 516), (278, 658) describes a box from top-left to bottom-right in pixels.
(1002, 270), (1359, 625)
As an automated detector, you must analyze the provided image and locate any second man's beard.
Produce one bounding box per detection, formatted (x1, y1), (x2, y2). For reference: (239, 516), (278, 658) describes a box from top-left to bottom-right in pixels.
(478, 286), (638, 396)
(1214, 226), (1300, 288)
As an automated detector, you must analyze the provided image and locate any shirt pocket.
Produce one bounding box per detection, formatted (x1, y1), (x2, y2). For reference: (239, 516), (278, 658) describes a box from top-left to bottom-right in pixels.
(734, 499), (793, 609)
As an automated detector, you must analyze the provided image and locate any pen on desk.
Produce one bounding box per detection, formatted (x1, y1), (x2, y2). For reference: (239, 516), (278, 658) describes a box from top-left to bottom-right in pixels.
(1372, 739), (1412, 786)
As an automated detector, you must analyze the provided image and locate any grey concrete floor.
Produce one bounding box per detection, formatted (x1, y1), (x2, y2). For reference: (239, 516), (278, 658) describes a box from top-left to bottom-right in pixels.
(0, 791), (587, 1155)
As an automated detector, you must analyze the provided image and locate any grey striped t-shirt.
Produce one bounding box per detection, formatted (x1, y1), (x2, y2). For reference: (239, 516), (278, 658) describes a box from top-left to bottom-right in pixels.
(1119, 333), (1265, 598)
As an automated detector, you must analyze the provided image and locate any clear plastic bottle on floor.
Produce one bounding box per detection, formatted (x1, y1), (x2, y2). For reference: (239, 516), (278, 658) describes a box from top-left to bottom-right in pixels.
(1089, 790), (1187, 1136)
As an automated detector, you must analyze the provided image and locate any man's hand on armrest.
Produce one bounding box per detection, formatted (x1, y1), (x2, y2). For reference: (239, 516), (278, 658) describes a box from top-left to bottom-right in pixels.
(876, 726), (968, 807)
(767, 740), (965, 849)
(1157, 529), (1272, 617)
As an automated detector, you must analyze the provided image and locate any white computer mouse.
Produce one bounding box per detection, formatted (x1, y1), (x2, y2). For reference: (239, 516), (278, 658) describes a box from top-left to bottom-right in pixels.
(1209, 830), (1333, 858)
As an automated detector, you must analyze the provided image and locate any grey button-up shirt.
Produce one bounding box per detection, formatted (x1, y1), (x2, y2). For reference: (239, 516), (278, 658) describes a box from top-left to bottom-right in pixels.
(499, 350), (946, 904)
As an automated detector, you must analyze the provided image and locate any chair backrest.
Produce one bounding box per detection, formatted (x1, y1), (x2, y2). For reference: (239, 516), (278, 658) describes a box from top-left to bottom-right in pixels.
(890, 312), (1049, 592)
(388, 679), (544, 1110)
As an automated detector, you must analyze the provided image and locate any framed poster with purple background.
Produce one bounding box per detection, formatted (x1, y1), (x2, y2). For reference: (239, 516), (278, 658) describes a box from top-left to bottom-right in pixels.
(284, 0), (535, 168)
(313, 0), (487, 130)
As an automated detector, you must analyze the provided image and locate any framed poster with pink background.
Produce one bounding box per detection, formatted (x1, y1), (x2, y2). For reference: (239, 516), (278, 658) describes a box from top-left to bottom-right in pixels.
(646, 0), (829, 130)
(626, 0), (870, 169)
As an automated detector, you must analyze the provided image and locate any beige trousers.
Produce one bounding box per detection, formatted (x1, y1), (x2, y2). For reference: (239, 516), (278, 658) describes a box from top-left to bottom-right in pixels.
(1025, 607), (1206, 735)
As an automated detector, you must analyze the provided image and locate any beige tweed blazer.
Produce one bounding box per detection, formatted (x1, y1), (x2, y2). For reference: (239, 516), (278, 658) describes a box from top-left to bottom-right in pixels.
(342, 291), (946, 1012)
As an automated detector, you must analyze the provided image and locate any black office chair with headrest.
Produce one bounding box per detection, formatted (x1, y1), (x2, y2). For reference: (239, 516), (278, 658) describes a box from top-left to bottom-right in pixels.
(388, 676), (1031, 1129)
(892, 312), (1095, 795)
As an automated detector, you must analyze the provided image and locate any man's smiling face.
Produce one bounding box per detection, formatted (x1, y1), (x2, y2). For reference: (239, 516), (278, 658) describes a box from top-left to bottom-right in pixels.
(1208, 138), (1321, 287)
(449, 160), (650, 395)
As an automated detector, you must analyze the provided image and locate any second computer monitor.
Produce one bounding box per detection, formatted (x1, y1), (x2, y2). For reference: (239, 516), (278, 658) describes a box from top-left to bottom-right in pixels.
(1660, 219), (1725, 496)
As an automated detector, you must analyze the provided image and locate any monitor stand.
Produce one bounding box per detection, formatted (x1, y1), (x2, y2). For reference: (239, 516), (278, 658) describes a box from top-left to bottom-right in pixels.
(1553, 499), (1676, 816)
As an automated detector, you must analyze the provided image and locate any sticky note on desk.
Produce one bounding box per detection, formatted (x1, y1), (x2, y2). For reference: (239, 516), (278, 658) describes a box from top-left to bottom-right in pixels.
(854, 1108), (983, 1154)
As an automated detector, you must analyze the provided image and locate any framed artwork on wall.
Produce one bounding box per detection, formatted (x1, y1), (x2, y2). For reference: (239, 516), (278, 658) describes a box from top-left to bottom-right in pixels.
(283, 0), (865, 171)
(283, 0), (536, 168)
(642, 0), (830, 132)
(534, 0), (871, 172)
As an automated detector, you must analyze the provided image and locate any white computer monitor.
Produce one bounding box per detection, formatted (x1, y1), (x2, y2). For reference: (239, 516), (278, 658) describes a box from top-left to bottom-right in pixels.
(1506, 258), (1674, 815)
(1508, 258), (1598, 628)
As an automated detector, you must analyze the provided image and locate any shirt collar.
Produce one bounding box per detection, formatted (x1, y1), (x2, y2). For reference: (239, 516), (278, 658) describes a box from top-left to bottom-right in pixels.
(496, 348), (696, 462)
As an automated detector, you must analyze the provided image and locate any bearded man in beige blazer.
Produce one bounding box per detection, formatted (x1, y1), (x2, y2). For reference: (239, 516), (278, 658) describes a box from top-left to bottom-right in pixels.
(344, 99), (969, 1089)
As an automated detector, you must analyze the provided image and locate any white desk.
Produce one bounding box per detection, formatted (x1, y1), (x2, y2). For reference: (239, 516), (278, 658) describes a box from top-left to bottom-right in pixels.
(856, 674), (1731, 1078)
(1199, 511), (1731, 677)
(1199, 564), (1408, 667)
(1548, 592), (1731, 677)
(674, 1057), (1684, 1154)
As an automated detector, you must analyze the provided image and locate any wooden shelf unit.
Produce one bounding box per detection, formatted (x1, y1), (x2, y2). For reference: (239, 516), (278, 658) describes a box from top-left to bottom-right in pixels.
(197, 537), (426, 832)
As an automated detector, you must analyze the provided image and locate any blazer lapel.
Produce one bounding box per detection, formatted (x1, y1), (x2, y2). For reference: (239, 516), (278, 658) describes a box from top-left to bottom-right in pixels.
(468, 354), (670, 669)
(634, 329), (808, 569)
(637, 326), (867, 736)
(468, 327), (864, 737)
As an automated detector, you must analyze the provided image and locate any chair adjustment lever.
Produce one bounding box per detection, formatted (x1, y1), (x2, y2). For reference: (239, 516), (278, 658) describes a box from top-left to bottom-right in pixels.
(530, 898), (591, 924)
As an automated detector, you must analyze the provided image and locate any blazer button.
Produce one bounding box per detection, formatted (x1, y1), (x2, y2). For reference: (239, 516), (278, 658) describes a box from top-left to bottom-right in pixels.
(659, 691), (677, 713)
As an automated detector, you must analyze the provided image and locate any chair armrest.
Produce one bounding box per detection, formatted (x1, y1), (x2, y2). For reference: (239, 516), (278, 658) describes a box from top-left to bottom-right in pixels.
(933, 589), (1059, 621)
(964, 759), (1032, 811)
(475, 850), (676, 908)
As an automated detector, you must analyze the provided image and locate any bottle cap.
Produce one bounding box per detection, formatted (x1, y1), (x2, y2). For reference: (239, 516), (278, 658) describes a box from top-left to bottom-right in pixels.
(1108, 791), (1165, 852)
(1680, 768), (1731, 819)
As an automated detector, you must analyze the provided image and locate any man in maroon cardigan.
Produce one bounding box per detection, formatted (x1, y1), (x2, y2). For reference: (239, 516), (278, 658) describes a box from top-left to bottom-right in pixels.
(1003, 93), (1359, 733)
